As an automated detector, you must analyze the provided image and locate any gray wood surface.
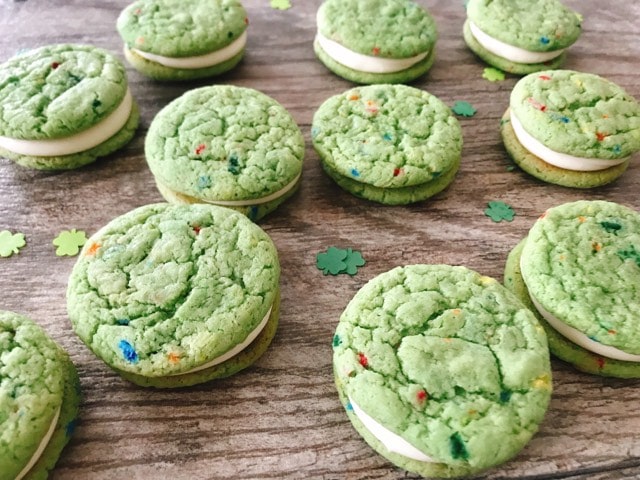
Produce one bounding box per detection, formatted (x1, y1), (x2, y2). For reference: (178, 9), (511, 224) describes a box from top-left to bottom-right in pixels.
(1, 0), (639, 478)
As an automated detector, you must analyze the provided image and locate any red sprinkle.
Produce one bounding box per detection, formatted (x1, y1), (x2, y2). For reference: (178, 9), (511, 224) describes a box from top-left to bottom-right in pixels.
(195, 144), (206, 155)
(528, 97), (547, 112)
(357, 352), (368, 368)
(51, 62), (60, 69)
(372, 47), (381, 56)
(244, 17), (249, 25)
(539, 75), (551, 80)
(417, 390), (428, 402)
(393, 168), (402, 177)
(193, 225), (201, 235)
(596, 357), (605, 369)
(596, 132), (607, 142)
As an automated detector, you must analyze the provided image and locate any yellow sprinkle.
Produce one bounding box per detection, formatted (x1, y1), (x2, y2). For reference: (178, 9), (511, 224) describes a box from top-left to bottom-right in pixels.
(559, 255), (566, 261)
(479, 276), (495, 285)
(532, 374), (551, 390)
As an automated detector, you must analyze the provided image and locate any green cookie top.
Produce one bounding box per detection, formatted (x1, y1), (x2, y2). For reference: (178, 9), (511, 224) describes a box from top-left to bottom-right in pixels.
(146, 86), (304, 203)
(0, 44), (128, 140)
(333, 265), (551, 472)
(467, 0), (581, 51)
(0, 311), (66, 479)
(67, 203), (280, 378)
(510, 70), (640, 159)
(521, 200), (640, 355)
(117, 0), (247, 57)
(313, 85), (462, 188)
(317, 0), (436, 59)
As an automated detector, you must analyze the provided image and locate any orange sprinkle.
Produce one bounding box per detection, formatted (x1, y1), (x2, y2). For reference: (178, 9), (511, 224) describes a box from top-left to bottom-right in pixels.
(443, 338), (452, 343)
(136, 36), (144, 44)
(349, 94), (360, 101)
(452, 309), (461, 315)
(468, 409), (477, 416)
(608, 329), (617, 335)
(559, 255), (566, 261)
(372, 47), (381, 56)
(578, 216), (586, 223)
(539, 211), (547, 220)
(168, 352), (181, 364)
(592, 242), (602, 252)
(596, 132), (607, 142)
(602, 114), (609, 119)
(85, 242), (101, 256)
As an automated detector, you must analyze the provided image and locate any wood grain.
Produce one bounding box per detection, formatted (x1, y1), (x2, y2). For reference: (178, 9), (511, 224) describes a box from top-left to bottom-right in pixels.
(1, 0), (639, 479)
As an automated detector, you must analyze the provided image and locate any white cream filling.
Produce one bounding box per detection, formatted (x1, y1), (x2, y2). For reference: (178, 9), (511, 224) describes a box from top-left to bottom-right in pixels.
(131, 31), (247, 69)
(520, 259), (640, 363)
(469, 21), (564, 64)
(316, 33), (428, 74)
(510, 111), (627, 171)
(0, 88), (133, 157)
(199, 171), (301, 207)
(169, 305), (272, 376)
(349, 397), (435, 463)
(15, 406), (61, 480)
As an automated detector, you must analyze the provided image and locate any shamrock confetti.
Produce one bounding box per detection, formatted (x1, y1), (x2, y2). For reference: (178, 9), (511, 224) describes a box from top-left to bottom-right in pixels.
(484, 201), (515, 222)
(483, 67), (505, 82)
(343, 248), (366, 275)
(452, 101), (477, 117)
(270, 0), (291, 10)
(53, 229), (88, 256)
(316, 247), (366, 276)
(0, 230), (26, 257)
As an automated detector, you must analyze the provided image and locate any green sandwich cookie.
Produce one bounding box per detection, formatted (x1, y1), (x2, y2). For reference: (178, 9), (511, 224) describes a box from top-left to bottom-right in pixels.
(145, 85), (304, 221)
(117, 0), (248, 81)
(0, 44), (139, 170)
(502, 70), (640, 188)
(464, 0), (581, 74)
(67, 203), (280, 388)
(334, 265), (551, 478)
(314, 0), (437, 84)
(312, 84), (462, 205)
(1, 310), (81, 480)
(505, 200), (640, 378)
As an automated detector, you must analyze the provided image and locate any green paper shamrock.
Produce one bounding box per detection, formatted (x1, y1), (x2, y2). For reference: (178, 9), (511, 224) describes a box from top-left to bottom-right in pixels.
(317, 247), (348, 275)
(484, 201), (515, 222)
(483, 67), (505, 82)
(270, 0), (291, 10)
(452, 101), (477, 117)
(53, 229), (88, 256)
(0, 230), (26, 257)
(344, 248), (366, 275)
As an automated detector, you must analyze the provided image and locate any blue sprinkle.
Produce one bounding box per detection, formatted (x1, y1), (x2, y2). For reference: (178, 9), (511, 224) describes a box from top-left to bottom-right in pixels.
(346, 402), (353, 411)
(351, 168), (360, 177)
(332, 334), (342, 347)
(382, 133), (392, 141)
(228, 153), (241, 175)
(560, 116), (570, 123)
(197, 175), (212, 190)
(249, 206), (259, 221)
(613, 145), (622, 154)
(588, 336), (599, 342)
(65, 419), (77, 436)
(118, 340), (139, 364)
(116, 319), (130, 326)
(311, 126), (320, 138)
(540, 36), (550, 45)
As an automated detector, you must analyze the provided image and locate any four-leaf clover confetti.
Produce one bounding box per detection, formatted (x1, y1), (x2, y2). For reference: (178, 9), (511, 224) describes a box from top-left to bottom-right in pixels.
(53, 229), (88, 256)
(452, 101), (477, 117)
(270, 0), (291, 10)
(0, 230), (26, 257)
(482, 67), (505, 82)
(484, 201), (516, 222)
(317, 247), (366, 276)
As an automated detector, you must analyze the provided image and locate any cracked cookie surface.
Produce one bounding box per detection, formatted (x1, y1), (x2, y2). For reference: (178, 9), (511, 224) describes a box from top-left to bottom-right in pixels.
(333, 265), (551, 477)
(0, 310), (80, 480)
(67, 203), (280, 382)
(0, 44), (128, 140)
(145, 86), (304, 210)
(312, 85), (461, 204)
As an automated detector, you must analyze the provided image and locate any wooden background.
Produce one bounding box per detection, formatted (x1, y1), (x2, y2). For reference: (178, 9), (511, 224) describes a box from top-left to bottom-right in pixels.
(1, 0), (639, 478)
